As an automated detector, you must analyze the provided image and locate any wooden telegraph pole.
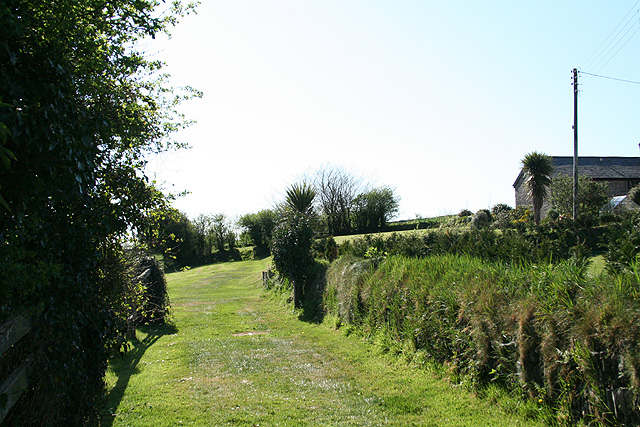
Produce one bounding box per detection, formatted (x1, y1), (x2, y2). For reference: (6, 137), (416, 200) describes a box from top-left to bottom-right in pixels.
(573, 68), (579, 219)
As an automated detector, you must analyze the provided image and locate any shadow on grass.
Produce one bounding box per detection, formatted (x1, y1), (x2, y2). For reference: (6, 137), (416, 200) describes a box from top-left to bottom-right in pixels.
(298, 262), (328, 324)
(101, 323), (178, 426)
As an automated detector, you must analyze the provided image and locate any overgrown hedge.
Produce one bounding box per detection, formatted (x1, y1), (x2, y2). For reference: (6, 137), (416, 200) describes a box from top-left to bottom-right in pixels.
(324, 254), (640, 426)
(338, 216), (613, 265)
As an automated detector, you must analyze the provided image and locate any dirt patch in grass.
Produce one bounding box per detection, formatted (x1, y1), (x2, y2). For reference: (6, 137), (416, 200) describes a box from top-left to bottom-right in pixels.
(232, 331), (270, 336)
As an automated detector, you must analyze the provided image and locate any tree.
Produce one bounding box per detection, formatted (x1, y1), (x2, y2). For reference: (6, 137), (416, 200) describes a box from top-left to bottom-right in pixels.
(314, 165), (363, 235)
(521, 152), (554, 225)
(351, 187), (400, 233)
(193, 213), (214, 259)
(550, 175), (609, 218)
(140, 208), (198, 268)
(210, 213), (235, 252)
(271, 211), (315, 308)
(285, 181), (316, 214)
(0, 1), (197, 424)
(238, 209), (277, 254)
(628, 183), (640, 206)
(272, 183), (317, 308)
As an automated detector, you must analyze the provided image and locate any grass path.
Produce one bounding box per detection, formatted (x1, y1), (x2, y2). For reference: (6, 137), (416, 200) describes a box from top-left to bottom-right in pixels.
(103, 258), (545, 426)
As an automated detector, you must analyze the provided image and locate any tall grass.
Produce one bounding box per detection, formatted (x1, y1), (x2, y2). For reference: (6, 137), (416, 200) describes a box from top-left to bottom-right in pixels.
(324, 254), (640, 426)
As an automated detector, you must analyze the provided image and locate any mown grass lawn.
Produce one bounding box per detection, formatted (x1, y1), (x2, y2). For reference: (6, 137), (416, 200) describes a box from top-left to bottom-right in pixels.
(103, 258), (546, 426)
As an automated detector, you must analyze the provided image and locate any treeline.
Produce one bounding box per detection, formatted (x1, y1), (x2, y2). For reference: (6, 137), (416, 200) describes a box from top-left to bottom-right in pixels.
(150, 165), (401, 269)
(141, 210), (241, 269)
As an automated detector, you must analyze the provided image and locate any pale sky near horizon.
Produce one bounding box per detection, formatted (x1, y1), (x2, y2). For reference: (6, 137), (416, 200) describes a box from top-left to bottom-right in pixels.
(145, 1), (640, 221)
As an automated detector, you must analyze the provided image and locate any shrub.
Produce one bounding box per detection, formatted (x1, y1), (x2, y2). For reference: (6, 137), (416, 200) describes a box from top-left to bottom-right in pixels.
(629, 184), (640, 206)
(604, 213), (640, 273)
(134, 256), (170, 326)
(324, 236), (338, 261)
(470, 209), (492, 229)
(551, 175), (610, 217)
(491, 203), (512, 217)
(271, 212), (315, 308)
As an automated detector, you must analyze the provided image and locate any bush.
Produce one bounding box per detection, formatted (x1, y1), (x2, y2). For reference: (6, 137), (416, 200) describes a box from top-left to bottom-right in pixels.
(604, 213), (640, 273)
(337, 223), (595, 267)
(629, 184), (640, 206)
(134, 256), (170, 326)
(491, 203), (512, 217)
(271, 212), (315, 308)
(470, 209), (492, 229)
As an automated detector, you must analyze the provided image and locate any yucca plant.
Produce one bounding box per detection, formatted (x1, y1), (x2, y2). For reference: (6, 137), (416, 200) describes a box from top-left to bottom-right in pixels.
(521, 152), (554, 225)
(285, 182), (316, 215)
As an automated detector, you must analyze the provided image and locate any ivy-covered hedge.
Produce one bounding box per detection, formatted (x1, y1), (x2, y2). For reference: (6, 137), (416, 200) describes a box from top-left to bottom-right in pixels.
(0, 1), (192, 424)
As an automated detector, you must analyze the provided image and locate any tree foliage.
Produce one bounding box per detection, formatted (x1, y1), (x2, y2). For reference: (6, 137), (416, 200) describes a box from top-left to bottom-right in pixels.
(0, 1), (197, 424)
(285, 182), (316, 215)
(314, 165), (363, 235)
(628, 183), (640, 206)
(550, 175), (609, 218)
(521, 152), (553, 225)
(470, 209), (492, 229)
(271, 211), (315, 308)
(351, 186), (400, 233)
(140, 208), (199, 268)
(238, 209), (278, 254)
(140, 211), (239, 268)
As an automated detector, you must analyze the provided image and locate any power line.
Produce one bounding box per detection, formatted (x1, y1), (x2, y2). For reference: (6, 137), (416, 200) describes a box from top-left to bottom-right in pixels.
(582, 0), (639, 68)
(581, 1), (640, 73)
(590, 17), (640, 75)
(579, 71), (640, 85)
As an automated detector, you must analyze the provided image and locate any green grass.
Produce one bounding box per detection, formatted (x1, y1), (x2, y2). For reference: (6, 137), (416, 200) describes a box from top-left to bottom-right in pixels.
(103, 258), (546, 426)
(334, 229), (428, 245)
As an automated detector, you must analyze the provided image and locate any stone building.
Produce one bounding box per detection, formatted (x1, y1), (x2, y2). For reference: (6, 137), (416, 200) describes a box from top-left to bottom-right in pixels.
(513, 156), (640, 216)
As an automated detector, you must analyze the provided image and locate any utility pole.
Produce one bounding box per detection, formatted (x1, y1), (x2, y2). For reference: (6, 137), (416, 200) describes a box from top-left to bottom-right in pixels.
(573, 68), (579, 219)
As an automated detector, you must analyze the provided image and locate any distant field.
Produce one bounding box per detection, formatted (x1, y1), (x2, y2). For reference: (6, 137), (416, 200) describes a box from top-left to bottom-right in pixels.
(333, 215), (464, 245)
(333, 229), (426, 245)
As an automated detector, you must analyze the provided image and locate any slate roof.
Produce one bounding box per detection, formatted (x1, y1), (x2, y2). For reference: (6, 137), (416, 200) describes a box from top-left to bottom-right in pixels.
(513, 156), (640, 189)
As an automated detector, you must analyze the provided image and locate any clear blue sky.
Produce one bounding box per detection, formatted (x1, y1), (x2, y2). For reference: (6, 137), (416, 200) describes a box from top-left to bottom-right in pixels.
(145, 1), (640, 220)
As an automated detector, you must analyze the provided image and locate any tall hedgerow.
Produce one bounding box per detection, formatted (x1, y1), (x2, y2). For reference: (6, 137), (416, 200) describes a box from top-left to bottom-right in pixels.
(0, 1), (196, 424)
(324, 254), (640, 425)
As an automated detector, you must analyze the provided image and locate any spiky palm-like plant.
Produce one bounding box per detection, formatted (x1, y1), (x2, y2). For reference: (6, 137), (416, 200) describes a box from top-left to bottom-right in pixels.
(285, 182), (316, 215)
(521, 151), (554, 225)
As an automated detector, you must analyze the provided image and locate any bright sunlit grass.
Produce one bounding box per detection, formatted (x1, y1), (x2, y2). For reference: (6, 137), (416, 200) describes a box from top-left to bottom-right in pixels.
(103, 258), (545, 426)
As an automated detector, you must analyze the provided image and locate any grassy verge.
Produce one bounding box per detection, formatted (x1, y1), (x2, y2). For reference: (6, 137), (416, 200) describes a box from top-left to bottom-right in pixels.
(103, 258), (545, 426)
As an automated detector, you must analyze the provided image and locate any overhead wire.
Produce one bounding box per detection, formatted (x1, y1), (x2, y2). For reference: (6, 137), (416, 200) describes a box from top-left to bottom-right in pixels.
(590, 16), (640, 75)
(581, 0), (640, 74)
(579, 71), (640, 85)
(581, 0), (639, 69)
